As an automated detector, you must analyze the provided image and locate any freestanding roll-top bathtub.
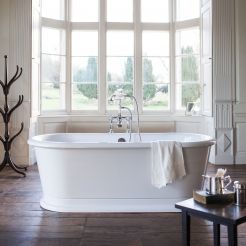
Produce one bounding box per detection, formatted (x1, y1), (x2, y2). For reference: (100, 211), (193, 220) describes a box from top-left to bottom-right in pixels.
(28, 133), (215, 212)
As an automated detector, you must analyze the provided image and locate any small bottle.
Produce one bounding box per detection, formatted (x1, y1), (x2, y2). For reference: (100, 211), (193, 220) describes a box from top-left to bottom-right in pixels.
(234, 181), (246, 206)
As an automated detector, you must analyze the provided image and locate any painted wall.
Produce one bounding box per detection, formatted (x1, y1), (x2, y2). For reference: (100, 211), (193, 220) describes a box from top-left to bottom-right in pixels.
(0, 0), (32, 166)
(0, 0), (9, 60)
(0, 0), (10, 161)
(234, 0), (246, 163)
(235, 0), (246, 104)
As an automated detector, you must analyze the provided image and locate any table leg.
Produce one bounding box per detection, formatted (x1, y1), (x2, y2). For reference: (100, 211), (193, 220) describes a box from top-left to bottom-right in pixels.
(228, 224), (237, 246)
(213, 222), (220, 246)
(182, 211), (190, 246)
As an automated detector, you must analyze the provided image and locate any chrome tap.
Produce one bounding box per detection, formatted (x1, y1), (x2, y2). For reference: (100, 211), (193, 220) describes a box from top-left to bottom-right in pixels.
(108, 90), (133, 140)
(108, 89), (142, 142)
(108, 105), (132, 136)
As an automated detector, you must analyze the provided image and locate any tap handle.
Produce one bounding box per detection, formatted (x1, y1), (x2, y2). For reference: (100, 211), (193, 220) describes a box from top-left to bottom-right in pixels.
(118, 116), (122, 127)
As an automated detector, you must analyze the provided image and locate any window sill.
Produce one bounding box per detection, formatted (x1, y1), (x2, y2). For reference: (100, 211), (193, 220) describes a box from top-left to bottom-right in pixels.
(37, 113), (207, 122)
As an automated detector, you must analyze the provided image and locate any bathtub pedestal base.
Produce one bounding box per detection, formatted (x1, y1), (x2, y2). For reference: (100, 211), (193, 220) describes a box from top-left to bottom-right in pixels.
(40, 196), (188, 213)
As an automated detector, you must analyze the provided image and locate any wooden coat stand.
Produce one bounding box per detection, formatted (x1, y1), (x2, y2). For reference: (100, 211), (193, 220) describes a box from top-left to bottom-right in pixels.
(0, 56), (27, 177)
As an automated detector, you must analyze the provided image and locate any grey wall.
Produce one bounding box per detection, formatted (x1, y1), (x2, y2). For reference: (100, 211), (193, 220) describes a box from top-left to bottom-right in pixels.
(0, 0), (32, 166)
(0, 0), (9, 63)
(234, 0), (246, 163)
(0, 0), (10, 161)
(236, 0), (246, 103)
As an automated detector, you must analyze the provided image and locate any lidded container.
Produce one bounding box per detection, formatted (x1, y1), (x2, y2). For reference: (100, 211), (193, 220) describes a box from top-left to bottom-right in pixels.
(234, 181), (246, 206)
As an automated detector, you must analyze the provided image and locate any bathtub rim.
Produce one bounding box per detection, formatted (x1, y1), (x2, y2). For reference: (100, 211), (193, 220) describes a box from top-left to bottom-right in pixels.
(28, 132), (215, 149)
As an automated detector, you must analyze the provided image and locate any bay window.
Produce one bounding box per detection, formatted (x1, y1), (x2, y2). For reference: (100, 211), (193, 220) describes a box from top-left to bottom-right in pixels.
(41, 0), (200, 115)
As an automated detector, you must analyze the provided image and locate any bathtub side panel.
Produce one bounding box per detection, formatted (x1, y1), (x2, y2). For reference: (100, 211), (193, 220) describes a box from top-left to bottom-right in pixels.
(35, 146), (208, 200)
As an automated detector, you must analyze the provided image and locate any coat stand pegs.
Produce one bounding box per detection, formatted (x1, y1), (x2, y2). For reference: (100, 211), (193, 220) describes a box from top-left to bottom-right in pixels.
(0, 55), (27, 177)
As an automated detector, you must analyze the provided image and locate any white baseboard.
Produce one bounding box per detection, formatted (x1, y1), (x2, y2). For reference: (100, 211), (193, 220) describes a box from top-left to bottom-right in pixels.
(235, 152), (246, 164)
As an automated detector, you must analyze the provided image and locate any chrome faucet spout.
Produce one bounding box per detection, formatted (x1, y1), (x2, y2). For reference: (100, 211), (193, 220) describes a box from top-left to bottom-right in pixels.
(108, 107), (132, 141)
(107, 90), (141, 142)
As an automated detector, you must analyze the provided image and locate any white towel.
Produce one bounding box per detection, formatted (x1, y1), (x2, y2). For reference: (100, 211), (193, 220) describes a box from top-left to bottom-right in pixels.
(151, 141), (186, 188)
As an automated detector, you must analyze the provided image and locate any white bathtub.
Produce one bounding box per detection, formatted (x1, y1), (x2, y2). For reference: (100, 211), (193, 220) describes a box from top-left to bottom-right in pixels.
(28, 133), (215, 212)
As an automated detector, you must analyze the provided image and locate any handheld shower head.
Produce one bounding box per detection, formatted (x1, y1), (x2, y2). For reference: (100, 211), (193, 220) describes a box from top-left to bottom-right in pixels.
(108, 89), (127, 102)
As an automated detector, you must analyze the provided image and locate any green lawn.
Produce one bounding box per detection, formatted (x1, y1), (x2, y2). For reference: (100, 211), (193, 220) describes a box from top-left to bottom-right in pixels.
(41, 85), (169, 111)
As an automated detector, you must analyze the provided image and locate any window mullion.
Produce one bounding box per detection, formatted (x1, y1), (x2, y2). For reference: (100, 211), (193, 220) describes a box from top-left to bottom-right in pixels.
(134, 0), (143, 114)
(70, 22), (98, 30)
(99, 0), (107, 115)
(170, 0), (176, 113)
(107, 23), (134, 30)
(66, 0), (71, 113)
(141, 23), (170, 30)
(42, 18), (66, 29)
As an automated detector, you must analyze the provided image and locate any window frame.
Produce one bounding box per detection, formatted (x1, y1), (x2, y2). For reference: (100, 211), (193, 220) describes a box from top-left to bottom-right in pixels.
(40, 0), (200, 116)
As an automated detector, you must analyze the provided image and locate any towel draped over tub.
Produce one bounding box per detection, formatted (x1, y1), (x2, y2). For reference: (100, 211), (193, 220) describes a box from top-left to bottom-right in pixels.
(151, 141), (186, 188)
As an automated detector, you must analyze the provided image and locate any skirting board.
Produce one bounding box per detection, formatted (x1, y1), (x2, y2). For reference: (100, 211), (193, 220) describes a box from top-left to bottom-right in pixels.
(235, 152), (246, 164)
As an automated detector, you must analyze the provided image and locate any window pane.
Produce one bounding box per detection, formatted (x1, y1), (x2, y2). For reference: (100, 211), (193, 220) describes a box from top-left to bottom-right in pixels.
(41, 83), (65, 110)
(41, 0), (65, 20)
(107, 31), (134, 110)
(143, 57), (169, 83)
(107, 0), (133, 22)
(72, 83), (98, 110)
(72, 31), (98, 56)
(176, 83), (201, 110)
(143, 84), (169, 110)
(142, 31), (169, 57)
(176, 28), (200, 56)
(176, 55), (200, 83)
(176, 27), (200, 111)
(176, 0), (200, 21)
(141, 0), (169, 23)
(107, 57), (134, 85)
(107, 57), (134, 110)
(72, 31), (98, 110)
(42, 28), (66, 55)
(107, 31), (134, 56)
(142, 57), (170, 111)
(72, 57), (98, 83)
(42, 54), (66, 83)
(142, 31), (170, 111)
(71, 0), (98, 22)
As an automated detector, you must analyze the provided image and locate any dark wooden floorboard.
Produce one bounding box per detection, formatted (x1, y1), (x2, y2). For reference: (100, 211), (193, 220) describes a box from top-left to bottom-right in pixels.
(0, 164), (246, 245)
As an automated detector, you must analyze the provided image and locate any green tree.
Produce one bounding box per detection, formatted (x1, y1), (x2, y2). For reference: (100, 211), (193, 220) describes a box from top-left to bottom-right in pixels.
(73, 67), (87, 82)
(108, 57), (134, 98)
(42, 56), (61, 88)
(181, 46), (199, 82)
(107, 72), (112, 82)
(86, 57), (97, 82)
(76, 57), (98, 99)
(182, 83), (200, 106)
(181, 46), (200, 107)
(107, 71), (118, 97)
(124, 57), (133, 83)
(143, 58), (156, 101)
(143, 58), (154, 82)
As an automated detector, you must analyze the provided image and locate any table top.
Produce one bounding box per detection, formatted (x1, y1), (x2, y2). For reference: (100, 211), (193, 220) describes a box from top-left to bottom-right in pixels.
(175, 198), (246, 224)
